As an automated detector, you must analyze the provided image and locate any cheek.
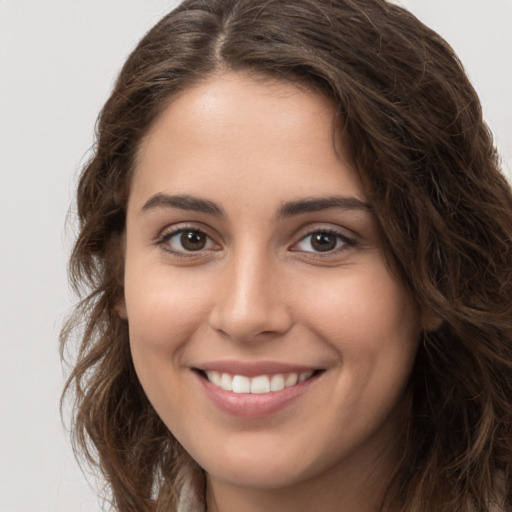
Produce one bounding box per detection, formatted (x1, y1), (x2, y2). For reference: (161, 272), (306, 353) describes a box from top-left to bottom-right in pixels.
(124, 260), (208, 350)
(123, 262), (210, 417)
(301, 267), (418, 341)
(298, 263), (420, 392)
(123, 261), (214, 411)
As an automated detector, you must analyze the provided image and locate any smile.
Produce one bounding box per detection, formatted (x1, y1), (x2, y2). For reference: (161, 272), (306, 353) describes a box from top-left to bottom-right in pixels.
(195, 365), (324, 418)
(205, 370), (315, 394)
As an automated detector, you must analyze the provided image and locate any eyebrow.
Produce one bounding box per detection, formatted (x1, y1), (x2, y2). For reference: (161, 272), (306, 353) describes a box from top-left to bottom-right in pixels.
(141, 193), (226, 217)
(140, 193), (372, 218)
(278, 196), (372, 218)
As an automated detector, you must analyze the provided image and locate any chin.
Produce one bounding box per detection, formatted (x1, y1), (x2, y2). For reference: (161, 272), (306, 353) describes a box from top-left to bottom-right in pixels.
(183, 429), (329, 491)
(203, 457), (310, 490)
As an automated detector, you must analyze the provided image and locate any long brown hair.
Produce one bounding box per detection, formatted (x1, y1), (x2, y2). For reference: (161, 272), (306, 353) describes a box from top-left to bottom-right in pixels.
(61, 1), (512, 510)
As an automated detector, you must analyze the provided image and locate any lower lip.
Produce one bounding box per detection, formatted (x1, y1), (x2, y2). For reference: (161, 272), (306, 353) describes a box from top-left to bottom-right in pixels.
(196, 371), (322, 419)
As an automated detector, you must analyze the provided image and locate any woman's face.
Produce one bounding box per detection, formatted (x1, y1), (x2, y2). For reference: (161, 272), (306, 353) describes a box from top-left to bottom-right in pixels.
(124, 72), (421, 496)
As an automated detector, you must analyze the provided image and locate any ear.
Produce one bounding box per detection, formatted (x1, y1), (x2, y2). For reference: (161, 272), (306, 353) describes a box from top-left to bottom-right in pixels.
(421, 308), (442, 332)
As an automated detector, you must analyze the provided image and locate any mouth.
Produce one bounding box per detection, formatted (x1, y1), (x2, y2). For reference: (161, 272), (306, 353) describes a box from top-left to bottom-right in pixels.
(196, 369), (322, 394)
(192, 361), (326, 417)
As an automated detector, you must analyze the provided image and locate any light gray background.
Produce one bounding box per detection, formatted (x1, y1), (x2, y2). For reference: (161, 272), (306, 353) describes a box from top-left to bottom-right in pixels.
(0, 1), (511, 511)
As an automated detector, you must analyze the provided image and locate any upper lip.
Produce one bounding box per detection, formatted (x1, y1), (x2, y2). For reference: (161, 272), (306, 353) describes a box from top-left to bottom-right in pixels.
(194, 360), (321, 377)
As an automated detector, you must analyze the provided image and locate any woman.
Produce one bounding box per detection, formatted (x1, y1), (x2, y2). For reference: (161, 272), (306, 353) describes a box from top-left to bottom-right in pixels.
(61, 0), (512, 510)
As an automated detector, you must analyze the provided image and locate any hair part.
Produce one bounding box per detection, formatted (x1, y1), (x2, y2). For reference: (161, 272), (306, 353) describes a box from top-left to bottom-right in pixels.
(62, 1), (512, 510)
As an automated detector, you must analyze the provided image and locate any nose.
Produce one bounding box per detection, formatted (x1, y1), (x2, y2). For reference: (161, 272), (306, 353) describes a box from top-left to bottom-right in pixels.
(208, 249), (293, 342)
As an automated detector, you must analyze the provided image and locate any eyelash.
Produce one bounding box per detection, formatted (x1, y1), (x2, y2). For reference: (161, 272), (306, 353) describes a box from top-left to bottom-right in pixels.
(156, 225), (218, 258)
(290, 228), (356, 258)
(155, 226), (356, 258)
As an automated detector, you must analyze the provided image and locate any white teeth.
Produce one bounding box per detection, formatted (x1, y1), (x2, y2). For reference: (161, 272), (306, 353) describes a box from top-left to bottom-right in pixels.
(232, 375), (251, 393)
(270, 374), (285, 392)
(285, 373), (298, 387)
(205, 370), (316, 394)
(220, 372), (233, 391)
(209, 371), (222, 386)
(298, 371), (313, 383)
(251, 375), (271, 394)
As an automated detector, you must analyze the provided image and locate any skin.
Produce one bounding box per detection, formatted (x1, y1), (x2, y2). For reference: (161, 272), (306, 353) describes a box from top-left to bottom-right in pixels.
(123, 72), (423, 512)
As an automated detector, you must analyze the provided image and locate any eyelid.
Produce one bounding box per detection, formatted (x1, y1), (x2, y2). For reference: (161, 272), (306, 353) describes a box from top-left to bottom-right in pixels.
(289, 225), (357, 256)
(155, 223), (221, 256)
(154, 222), (357, 259)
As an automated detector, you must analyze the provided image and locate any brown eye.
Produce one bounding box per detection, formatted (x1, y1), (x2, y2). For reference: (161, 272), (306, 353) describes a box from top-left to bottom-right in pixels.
(159, 228), (216, 255)
(292, 229), (355, 255)
(181, 230), (207, 251)
(310, 232), (337, 252)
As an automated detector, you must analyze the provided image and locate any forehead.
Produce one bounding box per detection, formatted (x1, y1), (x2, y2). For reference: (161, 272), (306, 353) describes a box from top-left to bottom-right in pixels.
(131, 72), (365, 211)
(138, 72), (340, 156)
